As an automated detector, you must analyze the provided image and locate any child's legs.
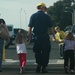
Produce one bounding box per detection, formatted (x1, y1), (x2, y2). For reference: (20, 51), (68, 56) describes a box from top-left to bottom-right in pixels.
(64, 51), (69, 68)
(59, 44), (64, 57)
(21, 53), (26, 67)
(70, 50), (74, 70)
(18, 54), (22, 68)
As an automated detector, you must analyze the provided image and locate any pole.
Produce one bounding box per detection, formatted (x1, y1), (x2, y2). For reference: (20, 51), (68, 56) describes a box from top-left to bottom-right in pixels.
(24, 10), (27, 30)
(20, 8), (22, 28)
(0, 13), (1, 18)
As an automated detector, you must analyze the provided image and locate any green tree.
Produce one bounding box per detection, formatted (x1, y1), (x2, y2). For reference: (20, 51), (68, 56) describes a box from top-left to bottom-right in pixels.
(47, 0), (75, 30)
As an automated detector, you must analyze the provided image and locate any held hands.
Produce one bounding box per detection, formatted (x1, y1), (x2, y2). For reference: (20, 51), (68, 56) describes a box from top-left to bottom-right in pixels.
(52, 38), (56, 42)
(50, 35), (63, 43)
(26, 34), (31, 46)
(26, 40), (30, 46)
(27, 33), (31, 41)
(51, 37), (61, 43)
(50, 35), (56, 42)
(52, 38), (59, 43)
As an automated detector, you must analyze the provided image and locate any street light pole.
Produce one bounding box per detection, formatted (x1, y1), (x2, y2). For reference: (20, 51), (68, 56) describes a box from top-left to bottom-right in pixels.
(0, 13), (1, 18)
(24, 10), (27, 29)
(19, 8), (27, 29)
(20, 8), (22, 28)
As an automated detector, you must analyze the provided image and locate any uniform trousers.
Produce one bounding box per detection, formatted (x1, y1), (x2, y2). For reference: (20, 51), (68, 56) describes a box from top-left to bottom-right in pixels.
(64, 50), (74, 70)
(33, 36), (51, 68)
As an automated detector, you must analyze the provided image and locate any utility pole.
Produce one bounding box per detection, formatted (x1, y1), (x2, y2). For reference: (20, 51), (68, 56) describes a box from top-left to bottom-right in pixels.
(20, 8), (22, 28)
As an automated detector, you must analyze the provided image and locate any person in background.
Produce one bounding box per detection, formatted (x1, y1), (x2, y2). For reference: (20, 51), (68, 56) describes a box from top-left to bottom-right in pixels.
(57, 32), (75, 73)
(15, 29), (29, 74)
(55, 26), (66, 58)
(27, 2), (55, 73)
(0, 18), (10, 72)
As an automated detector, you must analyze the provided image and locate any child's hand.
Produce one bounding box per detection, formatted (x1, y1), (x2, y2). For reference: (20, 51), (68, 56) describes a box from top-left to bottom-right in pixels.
(52, 38), (56, 42)
(26, 40), (30, 46)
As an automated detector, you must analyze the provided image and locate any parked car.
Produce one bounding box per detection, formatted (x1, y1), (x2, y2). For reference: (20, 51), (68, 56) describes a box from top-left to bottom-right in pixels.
(64, 25), (72, 33)
(64, 24), (75, 36)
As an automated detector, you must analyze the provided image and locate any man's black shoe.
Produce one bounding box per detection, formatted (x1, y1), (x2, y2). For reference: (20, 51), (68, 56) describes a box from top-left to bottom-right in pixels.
(0, 70), (2, 72)
(64, 67), (68, 73)
(42, 68), (48, 73)
(36, 65), (41, 73)
(59, 57), (63, 59)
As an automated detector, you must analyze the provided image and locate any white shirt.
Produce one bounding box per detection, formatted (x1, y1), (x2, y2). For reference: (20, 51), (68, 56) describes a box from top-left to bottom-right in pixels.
(16, 42), (27, 54)
(63, 39), (75, 51)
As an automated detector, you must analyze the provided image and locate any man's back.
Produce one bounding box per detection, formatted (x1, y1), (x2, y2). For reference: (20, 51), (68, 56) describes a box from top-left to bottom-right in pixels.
(29, 11), (52, 36)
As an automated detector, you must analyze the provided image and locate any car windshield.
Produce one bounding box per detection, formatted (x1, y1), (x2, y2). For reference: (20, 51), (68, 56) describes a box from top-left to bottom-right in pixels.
(72, 25), (75, 33)
(64, 25), (72, 32)
(7, 26), (12, 31)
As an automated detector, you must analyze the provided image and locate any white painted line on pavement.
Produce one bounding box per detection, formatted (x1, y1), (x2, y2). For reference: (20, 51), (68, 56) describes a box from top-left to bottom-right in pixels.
(2, 59), (64, 65)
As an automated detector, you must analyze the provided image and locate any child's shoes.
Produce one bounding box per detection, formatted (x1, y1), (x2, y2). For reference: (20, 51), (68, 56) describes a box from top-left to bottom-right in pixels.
(20, 67), (24, 74)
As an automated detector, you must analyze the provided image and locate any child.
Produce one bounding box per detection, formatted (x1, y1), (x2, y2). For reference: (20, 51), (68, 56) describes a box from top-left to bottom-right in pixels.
(58, 32), (75, 73)
(55, 26), (66, 58)
(15, 29), (29, 74)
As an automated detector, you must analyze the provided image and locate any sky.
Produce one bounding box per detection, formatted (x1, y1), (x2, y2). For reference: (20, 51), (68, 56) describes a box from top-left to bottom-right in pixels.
(0, 0), (59, 30)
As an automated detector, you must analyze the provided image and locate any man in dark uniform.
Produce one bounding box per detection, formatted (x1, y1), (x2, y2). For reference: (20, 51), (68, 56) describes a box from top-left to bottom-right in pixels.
(27, 3), (55, 73)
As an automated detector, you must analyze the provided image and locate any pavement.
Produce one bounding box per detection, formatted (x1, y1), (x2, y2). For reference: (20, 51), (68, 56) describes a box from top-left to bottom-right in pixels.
(2, 42), (64, 66)
(1, 59), (66, 75)
(2, 59), (75, 75)
(1, 42), (75, 75)
(2, 59), (64, 66)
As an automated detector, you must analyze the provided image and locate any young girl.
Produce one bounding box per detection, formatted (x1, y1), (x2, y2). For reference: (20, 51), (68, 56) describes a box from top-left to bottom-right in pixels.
(15, 29), (29, 74)
(58, 32), (75, 73)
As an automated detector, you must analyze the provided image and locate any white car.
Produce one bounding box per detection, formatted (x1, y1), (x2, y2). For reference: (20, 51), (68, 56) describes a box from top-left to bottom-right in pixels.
(64, 25), (75, 37)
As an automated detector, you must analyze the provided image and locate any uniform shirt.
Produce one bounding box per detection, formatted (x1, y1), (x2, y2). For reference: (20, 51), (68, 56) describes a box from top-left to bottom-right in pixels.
(28, 11), (53, 36)
(63, 39), (75, 51)
(16, 42), (27, 54)
(55, 31), (66, 45)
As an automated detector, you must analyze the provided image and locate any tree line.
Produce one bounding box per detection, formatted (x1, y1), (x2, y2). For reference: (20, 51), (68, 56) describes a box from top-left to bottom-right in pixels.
(47, 0), (75, 30)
